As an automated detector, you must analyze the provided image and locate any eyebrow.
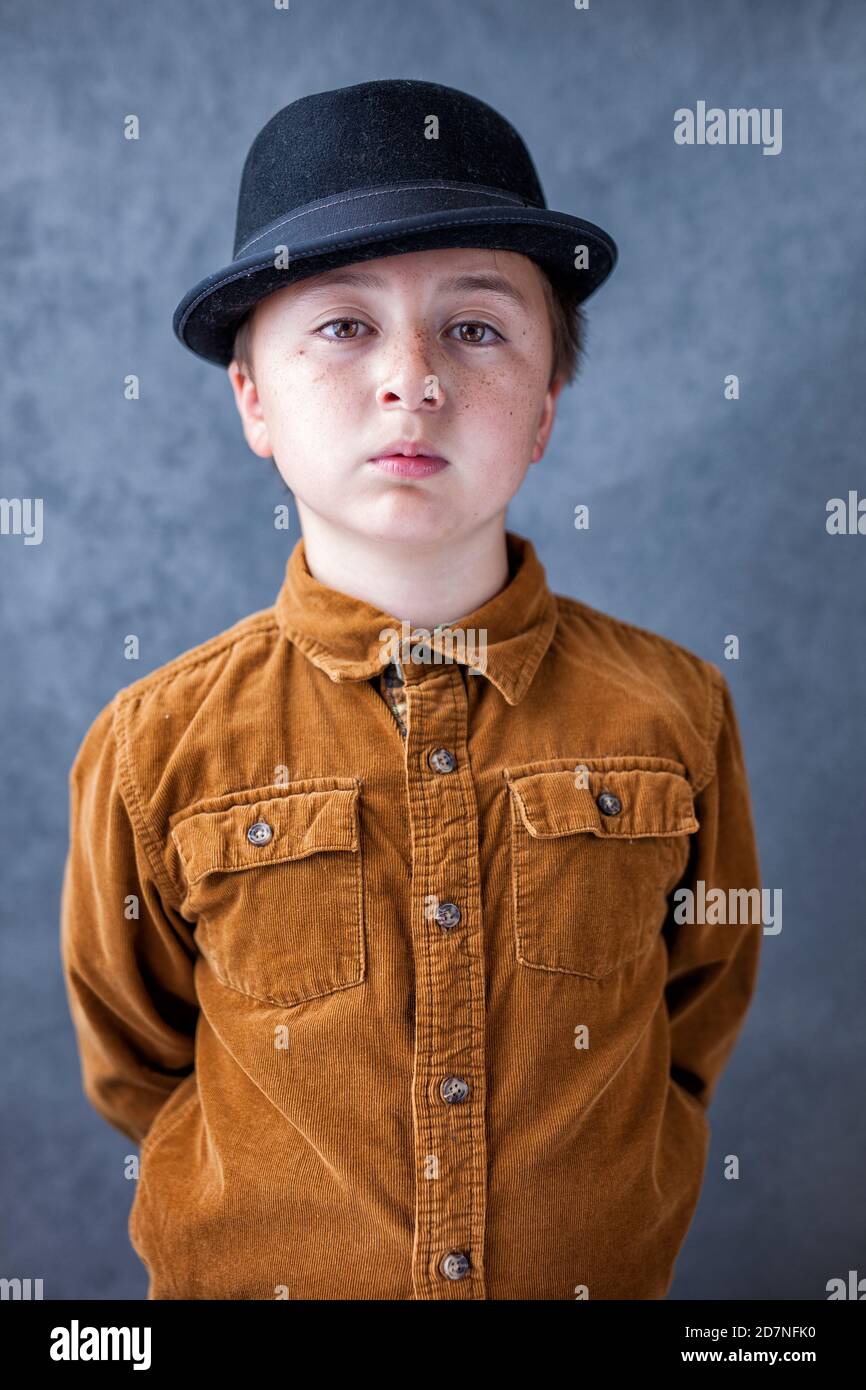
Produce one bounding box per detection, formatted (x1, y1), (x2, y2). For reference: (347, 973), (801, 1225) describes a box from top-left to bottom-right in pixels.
(297, 269), (530, 311)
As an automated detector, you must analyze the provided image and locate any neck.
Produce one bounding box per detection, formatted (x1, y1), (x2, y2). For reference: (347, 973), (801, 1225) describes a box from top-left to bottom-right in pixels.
(296, 508), (512, 629)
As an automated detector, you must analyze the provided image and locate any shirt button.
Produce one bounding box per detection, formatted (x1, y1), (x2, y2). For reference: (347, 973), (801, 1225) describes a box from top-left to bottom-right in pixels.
(596, 791), (622, 817)
(428, 747), (457, 774)
(440, 1076), (470, 1104)
(439, 1251), (471, 1281)
(435, 901), (461, 930)
(247, 820), (274, 845)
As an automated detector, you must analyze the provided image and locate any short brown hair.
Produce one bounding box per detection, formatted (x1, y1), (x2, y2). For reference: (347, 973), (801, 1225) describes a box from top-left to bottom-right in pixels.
(537, 264), (588, 389)
(232, 261), (587, 390)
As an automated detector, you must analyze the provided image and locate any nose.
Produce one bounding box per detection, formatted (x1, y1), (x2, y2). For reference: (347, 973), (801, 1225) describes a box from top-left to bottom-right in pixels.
(374, 329), (445, 411)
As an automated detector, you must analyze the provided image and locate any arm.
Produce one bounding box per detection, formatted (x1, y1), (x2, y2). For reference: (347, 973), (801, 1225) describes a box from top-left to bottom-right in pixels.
(60, 696), (198, 1145)
(662, 671), (763, 1110)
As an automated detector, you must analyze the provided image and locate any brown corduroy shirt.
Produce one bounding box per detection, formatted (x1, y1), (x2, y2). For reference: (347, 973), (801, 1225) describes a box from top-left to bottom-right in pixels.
(60, 529), (763, 1300)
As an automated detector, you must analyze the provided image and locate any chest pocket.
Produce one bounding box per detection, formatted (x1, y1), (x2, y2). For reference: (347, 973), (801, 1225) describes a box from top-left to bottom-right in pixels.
(169, 778), (364, 1008)
(504, 760), (699, 979)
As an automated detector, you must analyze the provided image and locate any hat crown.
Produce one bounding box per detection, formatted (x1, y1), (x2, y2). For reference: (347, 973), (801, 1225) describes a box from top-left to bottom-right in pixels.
(233, 78), (547, 258)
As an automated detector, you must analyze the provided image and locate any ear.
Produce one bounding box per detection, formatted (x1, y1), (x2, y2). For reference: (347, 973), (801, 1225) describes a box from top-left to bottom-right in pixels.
(226, 359), (273, 460)
(529, 376), (565, 464)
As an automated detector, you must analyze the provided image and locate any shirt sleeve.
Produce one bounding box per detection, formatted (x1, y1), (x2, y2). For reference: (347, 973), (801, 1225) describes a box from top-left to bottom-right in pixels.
(60, 695), (199, 1145)
(662, 671), (763, 1111)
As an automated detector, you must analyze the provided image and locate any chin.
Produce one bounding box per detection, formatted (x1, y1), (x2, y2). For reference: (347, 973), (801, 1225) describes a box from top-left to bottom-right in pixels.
(359, 506), (459, 546)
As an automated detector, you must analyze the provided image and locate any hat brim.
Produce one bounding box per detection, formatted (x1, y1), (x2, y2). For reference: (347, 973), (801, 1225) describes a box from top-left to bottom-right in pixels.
(173, 205), (617, 367)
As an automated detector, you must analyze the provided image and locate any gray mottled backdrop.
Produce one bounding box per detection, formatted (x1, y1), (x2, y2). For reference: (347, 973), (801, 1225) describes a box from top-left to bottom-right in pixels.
(2, 0), (864, 1300)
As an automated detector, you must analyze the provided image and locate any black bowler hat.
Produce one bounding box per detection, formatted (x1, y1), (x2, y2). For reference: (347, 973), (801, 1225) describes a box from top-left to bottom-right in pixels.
(172, 78), (618, 368)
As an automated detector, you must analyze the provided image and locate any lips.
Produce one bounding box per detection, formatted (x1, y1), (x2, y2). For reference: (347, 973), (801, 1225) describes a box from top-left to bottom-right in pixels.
(368, 437), (450, 478)
(371, 454), (449, 478)
(368, 438), (449, 464)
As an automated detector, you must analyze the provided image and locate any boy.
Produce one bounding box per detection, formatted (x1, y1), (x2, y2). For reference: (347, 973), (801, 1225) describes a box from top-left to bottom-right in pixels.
(60, 79), (762, 1300)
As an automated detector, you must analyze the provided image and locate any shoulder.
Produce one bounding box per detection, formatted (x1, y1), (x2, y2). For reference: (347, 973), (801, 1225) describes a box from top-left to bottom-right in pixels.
(552, 592), (728, 792)
(68, 603), (282, 829)
(114, 604), (279, 715)
(72, 606), (278, 746)
(66, 603), (286, 905)
(552, 590), (722, 690)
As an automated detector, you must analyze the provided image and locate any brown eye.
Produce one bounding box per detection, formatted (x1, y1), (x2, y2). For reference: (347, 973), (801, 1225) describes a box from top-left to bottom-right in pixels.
(319, 318), (369, 340)
(451, 321), (500, 345)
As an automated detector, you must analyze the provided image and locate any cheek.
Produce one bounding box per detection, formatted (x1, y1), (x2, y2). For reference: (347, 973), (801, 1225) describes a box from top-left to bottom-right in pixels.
(460, 365), (544, 439)
(462, 371), (546, 487)
(261, 359), (366, 444)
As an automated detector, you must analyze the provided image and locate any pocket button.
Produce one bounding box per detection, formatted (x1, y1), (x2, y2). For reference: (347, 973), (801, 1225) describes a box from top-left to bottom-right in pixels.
(246, 820), (274, 845)
(596, 791), (622, 816)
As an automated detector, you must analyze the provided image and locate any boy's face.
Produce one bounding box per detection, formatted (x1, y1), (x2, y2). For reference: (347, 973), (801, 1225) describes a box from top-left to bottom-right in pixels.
(227, 246), (564, 548)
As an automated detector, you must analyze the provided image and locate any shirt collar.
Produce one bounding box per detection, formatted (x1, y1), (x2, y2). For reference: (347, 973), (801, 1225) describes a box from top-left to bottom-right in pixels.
(274, 529), (558, 706)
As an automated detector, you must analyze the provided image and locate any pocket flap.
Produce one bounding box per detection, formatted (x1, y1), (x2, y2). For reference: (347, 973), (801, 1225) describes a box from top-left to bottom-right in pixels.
(171, 784), (360, 887)
(506, 767), (698, 839)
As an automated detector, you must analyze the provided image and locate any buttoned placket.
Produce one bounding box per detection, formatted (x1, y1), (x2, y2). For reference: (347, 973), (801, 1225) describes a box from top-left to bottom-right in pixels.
(395, 655), (488, 1299)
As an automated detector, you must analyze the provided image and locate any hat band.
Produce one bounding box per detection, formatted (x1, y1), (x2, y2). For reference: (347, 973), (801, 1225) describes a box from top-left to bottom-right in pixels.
(234, 180), (541, 260)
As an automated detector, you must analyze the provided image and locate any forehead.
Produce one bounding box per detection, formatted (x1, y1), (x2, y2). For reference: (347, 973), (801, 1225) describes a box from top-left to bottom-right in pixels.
(284, 246), (545, 308)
